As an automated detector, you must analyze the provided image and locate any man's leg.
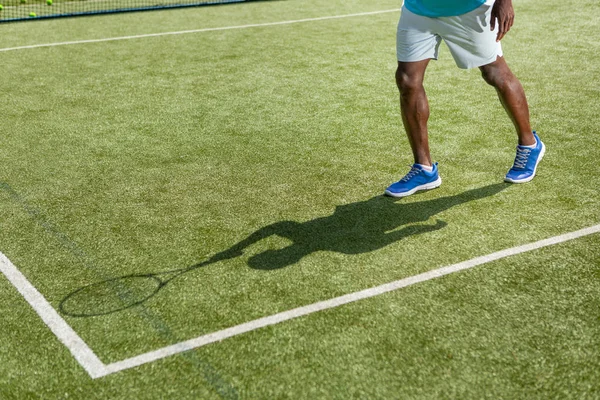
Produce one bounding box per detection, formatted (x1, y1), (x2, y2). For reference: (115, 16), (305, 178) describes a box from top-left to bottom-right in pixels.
(480, 56), (545, 183)
(479, 57), (535, 146)
(396, 59), (433, 166)
(385, 59), (442, 198)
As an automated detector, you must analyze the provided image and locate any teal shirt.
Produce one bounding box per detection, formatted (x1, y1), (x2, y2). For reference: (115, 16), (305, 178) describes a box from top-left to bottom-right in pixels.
(404, 0), (486, 17)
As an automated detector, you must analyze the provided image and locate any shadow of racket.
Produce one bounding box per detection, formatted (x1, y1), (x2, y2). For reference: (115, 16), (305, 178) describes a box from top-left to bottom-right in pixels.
(59, 256), (223, 317)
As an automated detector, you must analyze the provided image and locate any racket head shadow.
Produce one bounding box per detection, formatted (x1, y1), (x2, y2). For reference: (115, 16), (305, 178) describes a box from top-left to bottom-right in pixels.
(59, 274), (164, 317)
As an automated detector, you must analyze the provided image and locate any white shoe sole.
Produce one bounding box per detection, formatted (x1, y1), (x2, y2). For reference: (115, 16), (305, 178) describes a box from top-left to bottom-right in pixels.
(504, 142), (546, 184)
(384, 177), (442, 198)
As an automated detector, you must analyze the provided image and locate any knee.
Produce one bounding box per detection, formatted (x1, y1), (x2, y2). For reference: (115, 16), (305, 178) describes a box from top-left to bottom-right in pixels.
(480, 66), (499, 87)
(480, 65), (513, 89)
(395, 67), (423, 95)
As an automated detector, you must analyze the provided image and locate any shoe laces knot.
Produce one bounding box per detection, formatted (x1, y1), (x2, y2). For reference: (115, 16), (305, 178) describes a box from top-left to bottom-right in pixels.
(401, 166), (421, 182)
(513, 147), (531, 169)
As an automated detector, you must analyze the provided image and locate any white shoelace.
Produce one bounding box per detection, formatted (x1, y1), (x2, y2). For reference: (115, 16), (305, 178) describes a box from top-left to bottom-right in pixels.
(513, 147), (532, 169)
(400, 165), (422, 182)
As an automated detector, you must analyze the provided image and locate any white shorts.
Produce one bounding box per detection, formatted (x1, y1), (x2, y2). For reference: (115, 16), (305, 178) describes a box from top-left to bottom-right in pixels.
(397, 0), (503, 69)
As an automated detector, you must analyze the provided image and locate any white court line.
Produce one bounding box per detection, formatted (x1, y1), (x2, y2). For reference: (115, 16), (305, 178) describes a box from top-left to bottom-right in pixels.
(3, 224), (598, 378)
(101, 223), (600, 377)
(0, 252), (108, 379)
(0, 9), (401, 53)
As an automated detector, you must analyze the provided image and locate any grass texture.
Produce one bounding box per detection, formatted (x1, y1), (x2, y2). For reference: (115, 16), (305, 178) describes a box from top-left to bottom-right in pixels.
(0, 0), (599, 398)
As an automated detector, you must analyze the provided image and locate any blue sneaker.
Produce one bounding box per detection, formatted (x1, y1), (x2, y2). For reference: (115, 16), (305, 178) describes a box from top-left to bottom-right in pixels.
(385, 163), (442, 198)
(504, 131), (546, 183)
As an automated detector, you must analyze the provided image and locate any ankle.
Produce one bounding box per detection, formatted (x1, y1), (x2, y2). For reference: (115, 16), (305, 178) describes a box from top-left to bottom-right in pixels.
(416, 163), (433, 172)
(518, 131), (536, 147)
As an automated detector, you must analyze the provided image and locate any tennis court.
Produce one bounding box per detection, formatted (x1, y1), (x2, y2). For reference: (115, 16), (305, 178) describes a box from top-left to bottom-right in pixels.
(1, 0), (599, 398)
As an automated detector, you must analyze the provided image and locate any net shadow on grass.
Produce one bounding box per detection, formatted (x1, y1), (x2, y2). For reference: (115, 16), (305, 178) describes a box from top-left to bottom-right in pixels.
(59, 183), (508, 317)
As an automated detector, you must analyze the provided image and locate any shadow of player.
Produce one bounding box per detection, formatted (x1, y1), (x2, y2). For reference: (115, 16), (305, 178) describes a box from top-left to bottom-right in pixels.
(210, 183), (509, 270)
(59, 183), (508, 317)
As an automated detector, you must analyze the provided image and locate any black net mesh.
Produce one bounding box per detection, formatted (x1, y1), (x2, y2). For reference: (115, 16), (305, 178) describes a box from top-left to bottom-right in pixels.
(0, 0), (256, 22)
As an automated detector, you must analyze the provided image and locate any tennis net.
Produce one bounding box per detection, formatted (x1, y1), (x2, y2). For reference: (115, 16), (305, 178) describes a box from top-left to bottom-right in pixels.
(0, 0), (259, 22)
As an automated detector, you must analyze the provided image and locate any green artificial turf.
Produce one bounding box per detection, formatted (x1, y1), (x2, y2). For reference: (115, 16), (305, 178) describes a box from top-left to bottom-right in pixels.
(0, 0), (599, 398)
